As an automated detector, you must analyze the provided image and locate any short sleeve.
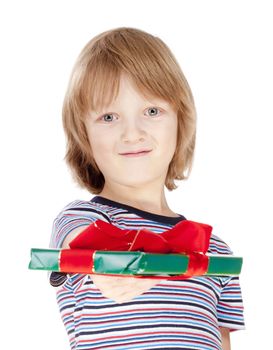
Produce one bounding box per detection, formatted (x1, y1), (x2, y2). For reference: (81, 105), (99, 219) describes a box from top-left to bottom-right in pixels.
(217, 276), (245, 331)
(48, 199), (111, 287)
(50, 200), (94, 249)
(49, 199), (110, 249)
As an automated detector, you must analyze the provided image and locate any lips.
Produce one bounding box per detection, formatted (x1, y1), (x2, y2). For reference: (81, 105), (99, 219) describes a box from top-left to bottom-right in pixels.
(120, 149), (152, 155)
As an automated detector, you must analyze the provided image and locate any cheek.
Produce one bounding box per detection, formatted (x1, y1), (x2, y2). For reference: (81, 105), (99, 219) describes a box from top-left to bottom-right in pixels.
(88, 130), (113, 162)
(158, 121), (177, 150)
(169, 118), (178, 146)
(164, 124), (177, 161)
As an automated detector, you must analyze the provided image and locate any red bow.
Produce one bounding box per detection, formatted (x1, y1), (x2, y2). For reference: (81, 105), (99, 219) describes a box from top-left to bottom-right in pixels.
(69, 219), (212, 278)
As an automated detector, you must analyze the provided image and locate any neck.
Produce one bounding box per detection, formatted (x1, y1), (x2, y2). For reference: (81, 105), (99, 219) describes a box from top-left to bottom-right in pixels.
(98, 182), (176, 217)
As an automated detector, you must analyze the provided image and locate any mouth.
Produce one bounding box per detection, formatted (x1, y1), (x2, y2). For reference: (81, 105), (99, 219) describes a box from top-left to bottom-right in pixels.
(119, 150), (152, 157)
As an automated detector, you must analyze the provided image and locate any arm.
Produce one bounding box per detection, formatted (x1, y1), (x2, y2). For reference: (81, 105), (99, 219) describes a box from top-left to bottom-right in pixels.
(220, 327), (231, 350)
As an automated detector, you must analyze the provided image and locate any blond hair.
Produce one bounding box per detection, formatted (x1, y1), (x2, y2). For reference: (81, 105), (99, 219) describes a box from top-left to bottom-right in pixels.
(62, 27), (197, 194)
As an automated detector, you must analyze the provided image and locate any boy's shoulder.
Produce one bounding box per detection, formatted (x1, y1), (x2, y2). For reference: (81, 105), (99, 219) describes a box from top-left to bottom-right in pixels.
(208, 232), (234, 255)
(50, 198), (113, 249)
(59, 198), (104, 211)
(55, 198), (114, 222)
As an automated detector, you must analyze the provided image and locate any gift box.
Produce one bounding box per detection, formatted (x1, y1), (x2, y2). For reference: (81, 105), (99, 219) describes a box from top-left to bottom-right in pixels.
(29, 219), (243, 278)
(28, 248), (242, 277)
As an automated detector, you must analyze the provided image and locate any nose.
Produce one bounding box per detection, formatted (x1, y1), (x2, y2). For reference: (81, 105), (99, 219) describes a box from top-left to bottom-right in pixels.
(121, 117), (146, 143)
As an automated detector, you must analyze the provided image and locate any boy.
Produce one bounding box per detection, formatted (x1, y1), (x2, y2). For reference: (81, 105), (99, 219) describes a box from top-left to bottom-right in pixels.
(50, 27), (245, 349)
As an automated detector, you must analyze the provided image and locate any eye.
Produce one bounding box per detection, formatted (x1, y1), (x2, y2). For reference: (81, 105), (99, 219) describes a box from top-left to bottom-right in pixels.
(101, 113), (117, 122)
(146, 107), (161, 117)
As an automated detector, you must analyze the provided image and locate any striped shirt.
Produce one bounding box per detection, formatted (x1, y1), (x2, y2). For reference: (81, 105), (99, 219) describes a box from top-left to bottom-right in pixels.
(49, 195), (245, 349)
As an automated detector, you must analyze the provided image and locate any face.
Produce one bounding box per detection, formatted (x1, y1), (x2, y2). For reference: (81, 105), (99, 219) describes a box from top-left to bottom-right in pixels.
(85, 74), (178, 190)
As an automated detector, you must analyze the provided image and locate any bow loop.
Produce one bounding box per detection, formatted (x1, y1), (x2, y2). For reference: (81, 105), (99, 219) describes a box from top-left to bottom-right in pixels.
(161, 220), (212, 254)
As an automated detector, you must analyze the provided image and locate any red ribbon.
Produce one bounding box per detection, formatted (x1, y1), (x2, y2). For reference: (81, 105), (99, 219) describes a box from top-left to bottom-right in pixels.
(60, 249), (95, 274)
(64, 219), (212, 278)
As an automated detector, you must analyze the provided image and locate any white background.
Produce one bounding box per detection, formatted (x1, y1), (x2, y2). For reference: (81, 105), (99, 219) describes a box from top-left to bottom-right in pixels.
(1, 0), (272, 348)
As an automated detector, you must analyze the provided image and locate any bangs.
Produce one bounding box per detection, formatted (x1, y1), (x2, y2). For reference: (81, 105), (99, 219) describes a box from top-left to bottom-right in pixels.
(83, 52), (122, 115)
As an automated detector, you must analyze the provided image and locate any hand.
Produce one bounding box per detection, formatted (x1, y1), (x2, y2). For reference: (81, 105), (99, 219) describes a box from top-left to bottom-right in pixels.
(90, 274), (163, 303)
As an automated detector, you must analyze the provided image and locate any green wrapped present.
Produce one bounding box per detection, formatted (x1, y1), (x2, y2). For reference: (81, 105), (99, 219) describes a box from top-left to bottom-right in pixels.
(29, 248), (242, 277)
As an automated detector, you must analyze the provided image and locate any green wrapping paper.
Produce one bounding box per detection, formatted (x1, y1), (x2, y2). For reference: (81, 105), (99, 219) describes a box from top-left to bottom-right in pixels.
(29, 248), (243, 276)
